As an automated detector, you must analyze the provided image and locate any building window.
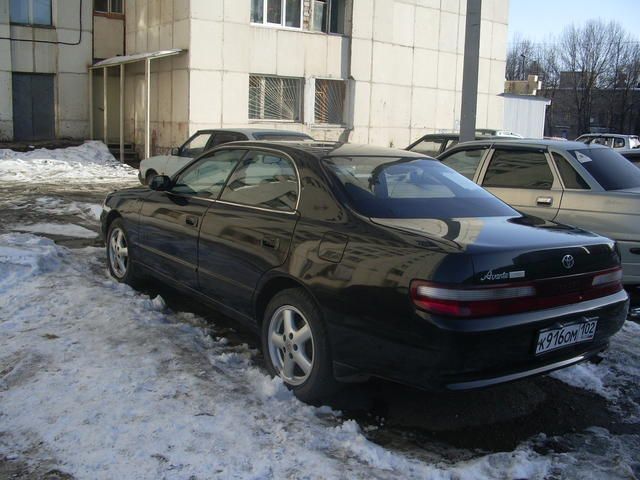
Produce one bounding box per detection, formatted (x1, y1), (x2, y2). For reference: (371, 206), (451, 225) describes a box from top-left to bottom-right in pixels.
(251, 0), (302, 29)
(94, 0), (123, 15)
(312, 0), (345, 34)
(249, 75), (303, 122)
(10, 0), (52, 26)
(314, 79), (346, 125)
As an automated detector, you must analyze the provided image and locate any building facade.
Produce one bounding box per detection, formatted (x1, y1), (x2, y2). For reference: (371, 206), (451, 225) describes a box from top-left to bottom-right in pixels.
(2, 0), (510, 154)
(0, 0), (93, 141)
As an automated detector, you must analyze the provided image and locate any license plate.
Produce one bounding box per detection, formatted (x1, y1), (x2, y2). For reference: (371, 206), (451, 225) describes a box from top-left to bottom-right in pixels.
(535, 320), (598, 355)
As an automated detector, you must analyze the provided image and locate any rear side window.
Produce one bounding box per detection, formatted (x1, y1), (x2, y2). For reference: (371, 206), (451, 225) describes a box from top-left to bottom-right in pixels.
(552, 153), (589, 190)
(408, 137), (446, 157)
(482, 149), (554, 190)
(220, 151), (299, 211)
(252, 133), (313, 141)
(570, 148), (640, 190)
(323, 156), (517, 219)
(440, 149), (485, 180)
(211, 132), (246, 147)
(613, 137), (626, 148)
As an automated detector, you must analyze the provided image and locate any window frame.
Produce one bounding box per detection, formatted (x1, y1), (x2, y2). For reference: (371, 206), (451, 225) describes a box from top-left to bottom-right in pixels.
(248, 74), (304, 123)
(479, 147), (558, 191)
(251, 0), (304, 30)
(170, 148), (249, 199)
(217, 147), (302, 214)
(93, 0), (124, 16)
(10, 0), (53, 27)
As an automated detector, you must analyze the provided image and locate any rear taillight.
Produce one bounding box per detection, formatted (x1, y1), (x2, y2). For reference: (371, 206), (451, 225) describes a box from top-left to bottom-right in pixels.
(410, 280), (537, 318)
(411, 267), (624, 319)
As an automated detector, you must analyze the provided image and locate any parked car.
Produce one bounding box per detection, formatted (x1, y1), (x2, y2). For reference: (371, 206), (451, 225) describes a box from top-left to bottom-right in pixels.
(437, 139), (640, 288)
(138, 129), (314, 184)
(102, 141), (628, 402)
(618, 148), (640, 168)
(407, 130), (523, 157)
(575, 133), (640, 150)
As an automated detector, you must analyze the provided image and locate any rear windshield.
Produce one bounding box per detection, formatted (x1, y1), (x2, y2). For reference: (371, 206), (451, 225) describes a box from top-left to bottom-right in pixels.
(322, 156), (517, 219)
(570, 148), (640, 190)
(252, 133), (313, 141)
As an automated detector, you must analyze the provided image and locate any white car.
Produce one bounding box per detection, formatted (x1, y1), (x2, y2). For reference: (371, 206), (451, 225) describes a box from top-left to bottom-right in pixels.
(139, 128), (314, 184)
(575, 133), (640, 150)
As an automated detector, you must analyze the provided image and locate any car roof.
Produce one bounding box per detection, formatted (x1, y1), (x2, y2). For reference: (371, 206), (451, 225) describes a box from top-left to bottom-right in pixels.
(442, 138), (609, 151)
(220, 141), (428, 159)
(195, 128), (312, 137)
(577, 133), (636, 139)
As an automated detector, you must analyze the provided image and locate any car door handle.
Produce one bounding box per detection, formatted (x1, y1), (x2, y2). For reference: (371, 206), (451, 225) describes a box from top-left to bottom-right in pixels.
(261, 236), (279, 250)
(185, 215), (199, 227)
(536, 196), (553, 206)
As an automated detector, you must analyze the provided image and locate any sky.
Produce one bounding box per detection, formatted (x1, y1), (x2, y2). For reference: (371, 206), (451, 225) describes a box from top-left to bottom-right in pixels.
(508, 0), (640, 44)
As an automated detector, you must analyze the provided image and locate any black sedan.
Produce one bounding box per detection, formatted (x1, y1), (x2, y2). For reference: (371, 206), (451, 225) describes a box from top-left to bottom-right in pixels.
(101, 142), (629, 402)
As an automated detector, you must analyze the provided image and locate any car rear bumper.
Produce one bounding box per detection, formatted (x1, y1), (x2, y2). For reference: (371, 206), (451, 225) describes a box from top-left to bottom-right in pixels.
(329, 289), (629, 391)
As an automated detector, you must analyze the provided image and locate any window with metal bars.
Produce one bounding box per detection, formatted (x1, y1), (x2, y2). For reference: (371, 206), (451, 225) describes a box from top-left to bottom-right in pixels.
(249, 75), (303, 122)
(314, 79), (346, 125)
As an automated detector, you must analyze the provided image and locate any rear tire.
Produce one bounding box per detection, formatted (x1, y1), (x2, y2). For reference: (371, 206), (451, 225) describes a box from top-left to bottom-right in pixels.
(106, 218), (143, 288)
(262, 288), (339, 403)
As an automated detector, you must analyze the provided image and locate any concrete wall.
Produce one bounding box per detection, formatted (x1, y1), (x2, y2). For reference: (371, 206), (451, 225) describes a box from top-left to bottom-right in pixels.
(0, 0), (93, 140)
(120, 0), (509, 154)
(349, 0), (509, 148)
(123, 0), (190, 154)
(94, 15), (124, 60)
(503, 94), (550, 138)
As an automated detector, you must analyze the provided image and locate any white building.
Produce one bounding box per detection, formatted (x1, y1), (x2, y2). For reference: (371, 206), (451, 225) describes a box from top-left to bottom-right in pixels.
(2, 0), (510, 155)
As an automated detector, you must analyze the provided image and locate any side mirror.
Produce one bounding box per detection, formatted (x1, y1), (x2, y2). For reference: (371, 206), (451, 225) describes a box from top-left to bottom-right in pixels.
(149, 175), (172, 191)
(170, 147), (180, 156)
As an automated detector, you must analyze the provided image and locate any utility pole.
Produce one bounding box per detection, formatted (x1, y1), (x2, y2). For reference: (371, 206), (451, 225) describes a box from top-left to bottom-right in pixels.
(459, 0), (482, 143)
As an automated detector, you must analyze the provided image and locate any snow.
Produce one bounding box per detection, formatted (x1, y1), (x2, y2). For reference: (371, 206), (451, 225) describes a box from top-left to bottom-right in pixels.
(9, 222), (97, 238)
(0, 141), (138, 184)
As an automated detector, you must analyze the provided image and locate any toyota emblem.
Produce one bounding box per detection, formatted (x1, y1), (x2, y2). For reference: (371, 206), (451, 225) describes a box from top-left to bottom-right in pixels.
(562, 254), (575, 269)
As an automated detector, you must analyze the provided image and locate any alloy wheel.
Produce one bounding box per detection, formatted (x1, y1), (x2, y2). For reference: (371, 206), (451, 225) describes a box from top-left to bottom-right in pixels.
(267, 305), (315, 386)
(108, 227), (129, 279)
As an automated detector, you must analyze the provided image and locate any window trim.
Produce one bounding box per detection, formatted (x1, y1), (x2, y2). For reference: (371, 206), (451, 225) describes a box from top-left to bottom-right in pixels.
(216, 146), (302, 214)
(251, 0), (304, 30)
(10, 0), (53, 27)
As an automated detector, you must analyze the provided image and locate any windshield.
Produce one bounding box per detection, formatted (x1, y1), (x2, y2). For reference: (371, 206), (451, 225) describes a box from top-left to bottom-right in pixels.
(570, 148), (640, 190)
(323, 156), (517, 219)
(253, 133), (313, 141)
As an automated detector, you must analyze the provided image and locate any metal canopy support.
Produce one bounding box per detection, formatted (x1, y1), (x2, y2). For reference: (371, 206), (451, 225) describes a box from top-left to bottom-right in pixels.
(88, 68), (93, 140)
(120, 64), (124, 164)
(103, 67), (108, 145)
(145, 57), (151, 159)
(460, 0), (482, 143)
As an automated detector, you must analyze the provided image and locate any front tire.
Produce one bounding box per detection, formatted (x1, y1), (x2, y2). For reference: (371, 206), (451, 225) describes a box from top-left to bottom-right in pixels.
(107, 218), (142, 288)
(262, 288), (338, 403)
(144, 169), (158, 185)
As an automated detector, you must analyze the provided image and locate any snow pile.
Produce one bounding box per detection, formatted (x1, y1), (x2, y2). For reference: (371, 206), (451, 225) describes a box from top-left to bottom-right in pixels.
(0, 141), (138, 184)
(0, 233), (564, 479)
(9, 222), (98, 238)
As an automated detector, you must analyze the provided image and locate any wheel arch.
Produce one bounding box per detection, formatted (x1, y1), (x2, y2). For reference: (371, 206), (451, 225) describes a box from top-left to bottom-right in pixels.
(254, 275), (321, 329)
(104, 210), (122, 235)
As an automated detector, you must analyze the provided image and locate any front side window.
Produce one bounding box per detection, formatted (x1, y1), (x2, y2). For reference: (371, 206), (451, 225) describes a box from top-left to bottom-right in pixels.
(570, 148), (640, 191)
(180, 132), (213, 158)
(613, 137), (625, 149)
(11, 0), (52, 26)
(94, 0), (123, 14)
(172, 150), (246, 197)
(252, 0), (302, 28)
(482, 149), (554, 190)
(220, 151), (299, 211)
(323, 156), (517, 219)
(314, 79), (346, 125)
(439, 148), (486, 180)
(249, 75), (303, 122)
